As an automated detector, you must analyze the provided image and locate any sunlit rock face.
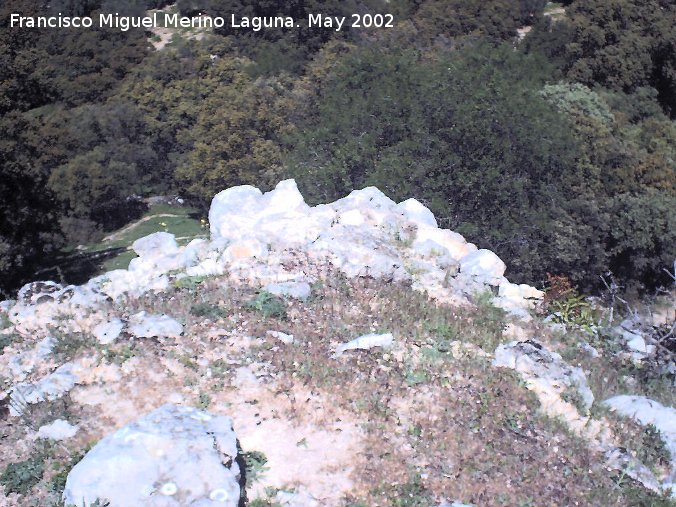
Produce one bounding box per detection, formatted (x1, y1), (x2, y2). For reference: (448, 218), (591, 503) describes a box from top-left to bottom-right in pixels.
(62, 404), (240, 507)
(2, 180), (543, 326)
(603, 395), (676, 496)
(204, 179), (542, 314)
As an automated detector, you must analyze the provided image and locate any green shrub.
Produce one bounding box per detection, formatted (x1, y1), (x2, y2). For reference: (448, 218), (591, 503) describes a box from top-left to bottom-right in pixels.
(0, 332), (18, 353)
(172, 275), (208, 290)
(245, 291), (287, 320)
(637, 424), (671, 470)
(0, 455), (45, 495)
(190, 302), (228, 319)
(288, 44), (608, 287)
(242, 450), (269, 482)
(51, 329), (96, 362)
(50, 445), (92, 495)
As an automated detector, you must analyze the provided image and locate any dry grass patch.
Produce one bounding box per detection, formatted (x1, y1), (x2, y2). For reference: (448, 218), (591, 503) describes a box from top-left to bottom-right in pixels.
(2, 273), (674, 506)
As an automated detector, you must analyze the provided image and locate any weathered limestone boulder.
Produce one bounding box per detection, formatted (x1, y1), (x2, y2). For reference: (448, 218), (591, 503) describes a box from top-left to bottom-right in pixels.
(603, 395), (676, 496)
(9, 362), (81, 416)
(396, 198), (437, 228)
(7, 281), (107, 334)
(93, 318), (125, 344)
(63, 404), (240, 507)
(127, 232), (186, 285)
(128, 312), (183, 339)
(36, 419), (79, 441)
(1, 179), (543, 321)
(493, 340), (595, 432)
(16, 281), (64, 306)
(133, 232), (179, 258)
(459, 249), (506, 284)
(209, 180), (310, 244)
(334, 332), (394, 357)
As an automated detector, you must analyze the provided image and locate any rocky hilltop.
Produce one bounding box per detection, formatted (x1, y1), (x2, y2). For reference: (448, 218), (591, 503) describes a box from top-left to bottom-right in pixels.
(0, 181), (674, 506)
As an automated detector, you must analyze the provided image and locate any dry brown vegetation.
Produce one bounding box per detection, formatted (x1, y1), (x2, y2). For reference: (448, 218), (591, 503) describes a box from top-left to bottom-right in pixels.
(0, 272), (674, 506)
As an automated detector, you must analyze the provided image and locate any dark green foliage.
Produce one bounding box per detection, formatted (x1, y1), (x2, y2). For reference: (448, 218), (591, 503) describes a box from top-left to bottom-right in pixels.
(0, 0), (151, 295)
(540, 83), (676, 289)
(606, 191), (676, 289)
(241, 450), (268, 482)
(246, 291), (287, 319)
(0, 1), (57, 114)
(0, 0), (674, 297)
(0, 455), (45, 495)
(0, 112), (64, 297)
(525, 0), (676, 116)
(190, 302), (228, 319)
(289, 44), (609, 285)
(376, 473), (433, 507)
(411, 0), (547, 43)
(637, 424), (671, 470)
(177, 0), (360, 75)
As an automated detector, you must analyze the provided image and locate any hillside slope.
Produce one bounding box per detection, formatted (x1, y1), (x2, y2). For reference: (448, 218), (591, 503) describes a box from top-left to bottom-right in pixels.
(0, 181), (674, 506)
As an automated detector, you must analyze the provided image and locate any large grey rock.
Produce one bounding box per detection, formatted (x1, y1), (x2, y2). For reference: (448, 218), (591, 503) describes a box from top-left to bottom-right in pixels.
(128, 312), (183, 339)
(493, 340), (594, 428)
(603, 395), (676, 496)
(63, 404), (240, 507)
(133, 232), (179, 258)
(209, 185), (263, 242)
(9, 362), (80, 416)
(264, 281), (311, 301)
(459, 249), (506, 284)
(93, 318), (125, 344)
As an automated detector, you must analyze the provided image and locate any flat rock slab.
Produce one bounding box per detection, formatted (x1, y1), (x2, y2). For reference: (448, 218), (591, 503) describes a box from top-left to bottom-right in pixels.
(493, 339), (597, 436)
(93, 318), (125, 344)
(36, 419), (79, 441)
(264, 281), (311, 300)
(63, 404), (240, 507)
(603, 395), (676, 495)
(334, 332), (394, 356)
(128, 312), (183, 339)
(10, 362), (80, 416)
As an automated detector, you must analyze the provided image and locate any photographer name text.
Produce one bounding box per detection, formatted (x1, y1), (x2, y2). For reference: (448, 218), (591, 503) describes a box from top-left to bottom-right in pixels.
(10, 12), (395, 32)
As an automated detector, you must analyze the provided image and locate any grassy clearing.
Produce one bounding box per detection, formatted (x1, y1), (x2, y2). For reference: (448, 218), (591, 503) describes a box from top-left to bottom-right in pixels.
(87, 205), (205, 252)
(33, 204), (207, 283)
(84, 204), (207, 272)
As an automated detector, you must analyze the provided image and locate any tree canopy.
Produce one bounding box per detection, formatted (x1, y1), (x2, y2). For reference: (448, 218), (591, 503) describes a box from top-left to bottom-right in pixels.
(1, 0), (674, 295)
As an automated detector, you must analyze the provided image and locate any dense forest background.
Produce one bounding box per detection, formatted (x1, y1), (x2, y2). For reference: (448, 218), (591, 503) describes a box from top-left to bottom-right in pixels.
(1, 0), (674, 297)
